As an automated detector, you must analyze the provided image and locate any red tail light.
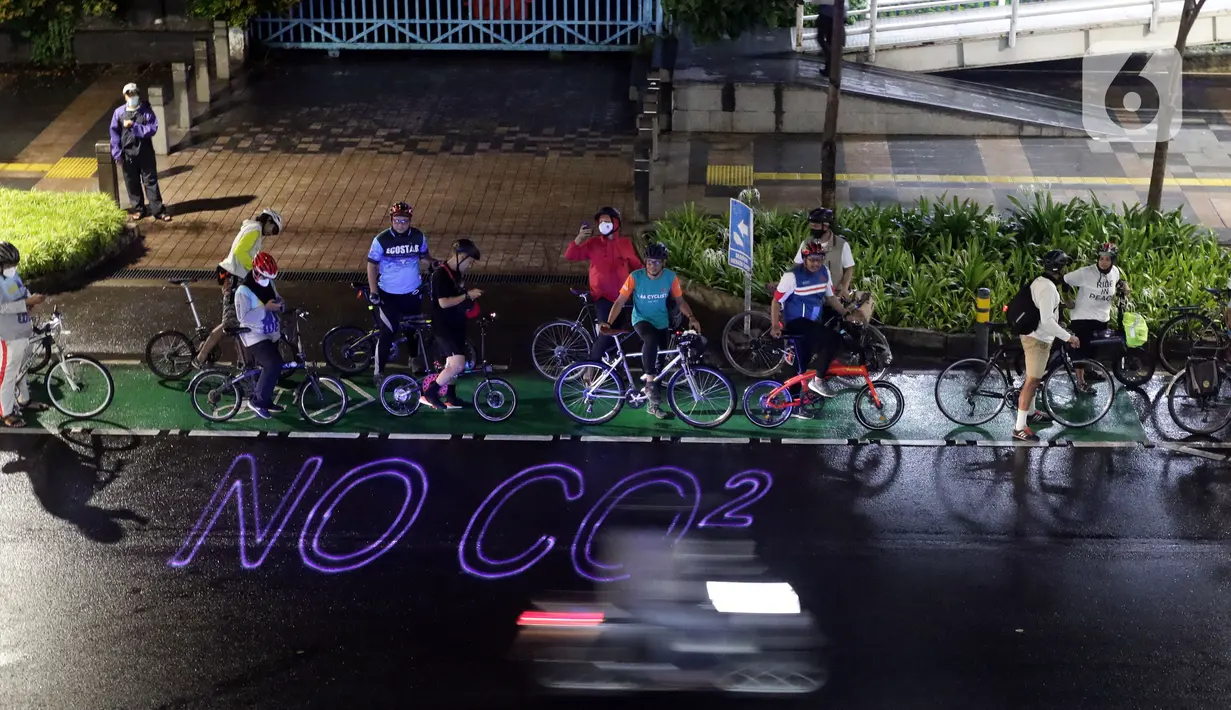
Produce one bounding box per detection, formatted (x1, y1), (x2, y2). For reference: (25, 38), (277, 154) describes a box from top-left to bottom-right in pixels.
(517, 611), (604, 627)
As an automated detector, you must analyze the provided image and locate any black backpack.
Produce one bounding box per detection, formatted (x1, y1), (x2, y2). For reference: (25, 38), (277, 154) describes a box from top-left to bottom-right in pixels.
(1006, 278), (1041, 336)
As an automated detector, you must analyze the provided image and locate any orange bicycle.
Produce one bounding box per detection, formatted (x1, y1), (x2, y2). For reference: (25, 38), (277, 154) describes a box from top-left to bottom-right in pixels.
(742, 332), (904, 430)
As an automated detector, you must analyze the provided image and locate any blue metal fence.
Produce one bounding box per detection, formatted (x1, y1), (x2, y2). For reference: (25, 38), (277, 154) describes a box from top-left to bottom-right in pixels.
(252, 0), (663, 50)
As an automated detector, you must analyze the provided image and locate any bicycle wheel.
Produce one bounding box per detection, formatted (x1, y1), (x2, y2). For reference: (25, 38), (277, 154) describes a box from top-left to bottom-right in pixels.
(322, 326), (375, 375)
(474, 378), (518, 422)
(379, 373), (422, 417)
(1166, 368), (1231, 435)
(45, 355), (114, 419)
(741, 380), (793, 429)
(1042, 359), (1114, 428)
(25, 339), (51, 374)
(145, 330), (196, 380)
(934, 358), (1008, 426)
(666, 366), (735, 429)
(854, 381), (904, 431)
(531, 319), (593, 380)
(836, 324), (893, 385)
(189, 369), (242, 422)
(722, 310), (786, 378)
(1112, 346), (1156, 388)
(1157, 313), (1223, 375)
(555, 361), (625, 425)
(297, 375), (348, 426)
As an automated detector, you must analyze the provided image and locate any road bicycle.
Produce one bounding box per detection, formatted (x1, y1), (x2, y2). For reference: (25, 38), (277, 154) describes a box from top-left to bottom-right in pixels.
(188, 308), (349, 425)
(529, 287), (632, 380)
(721, 288), (894, 385)
(1154, 286), (1231, 375)
(20, 307), (115, 419)
(741, 331), (904, 430)
(321, 281), (475, 375)
(934, 323), (1115, 428)
(554, 325), (735, 429)
(377, 309), (518, 422)
(1164, 354), (1231, 435)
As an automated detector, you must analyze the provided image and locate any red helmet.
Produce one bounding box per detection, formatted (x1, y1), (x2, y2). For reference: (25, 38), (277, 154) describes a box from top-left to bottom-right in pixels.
(800, 239), (827, 258)
(252, 251), (278, 280)
(389, 202), (413, 220)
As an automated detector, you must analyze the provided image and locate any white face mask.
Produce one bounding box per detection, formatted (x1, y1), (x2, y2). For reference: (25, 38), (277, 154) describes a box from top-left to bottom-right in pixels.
(255, 277), (271, 287)
(2, 267), (15, 279)
(126, 96), (139, 108)
(598, 222), (615, 236)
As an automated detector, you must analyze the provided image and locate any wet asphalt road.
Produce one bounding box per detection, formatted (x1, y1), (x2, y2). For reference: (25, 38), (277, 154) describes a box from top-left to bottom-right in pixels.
(1, 434), (1230, 709)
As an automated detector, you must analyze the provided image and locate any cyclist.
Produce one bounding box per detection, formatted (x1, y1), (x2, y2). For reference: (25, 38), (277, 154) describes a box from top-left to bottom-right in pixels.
(564, 206), (642, 362)
(424, 239), (483, 411)
(1014, 249), (1081, 443)
(367, 202), (432, 385)
(793, 207), (875, 323)
(602, 243), (702, 420)
(0, 242), (49, 428)
(233, 251), (285, 420)
(1063, 241), (1127, 392)
(770, 238), (867, 400)
(195, 208), (283, 367)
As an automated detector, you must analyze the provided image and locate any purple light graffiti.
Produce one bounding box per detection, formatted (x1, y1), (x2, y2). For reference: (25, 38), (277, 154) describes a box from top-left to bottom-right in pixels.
(168, 454), (322, 569)
(458, 463), (584, 580)
(570, 467), (701, 583)
(298, 459), (428, 574)
(698, 470), (773, 528)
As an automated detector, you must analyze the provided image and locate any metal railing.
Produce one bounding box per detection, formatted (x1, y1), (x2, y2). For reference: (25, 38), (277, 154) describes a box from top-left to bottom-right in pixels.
(795, 0), (1170, 61)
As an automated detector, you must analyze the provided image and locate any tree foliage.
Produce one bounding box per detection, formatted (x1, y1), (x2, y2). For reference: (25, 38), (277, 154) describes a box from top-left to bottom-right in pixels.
(663, 0), (798, 43)
(185, 0), (300, 26)
(0, 0), (116, 63)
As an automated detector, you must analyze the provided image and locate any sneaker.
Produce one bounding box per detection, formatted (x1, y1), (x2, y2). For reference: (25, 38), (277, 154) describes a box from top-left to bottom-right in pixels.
(266, 402), (286, 414)
(807, 377), (834, 398)
(1012, 427), (1040, 442)
(245, 400), (271, 419)
(1027, 410), (1053, 425)
(440, 388), (465, 410)
(422, 382), (446, 410)
(647, 403), (670, 420)
(190, 357), (203, 370)
(374, 371), (386, 389)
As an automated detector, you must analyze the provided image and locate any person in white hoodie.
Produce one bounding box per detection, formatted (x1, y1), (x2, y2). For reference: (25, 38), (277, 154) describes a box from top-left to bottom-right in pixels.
(1015, 250), (1081, 442)
(0, 242), (50, 428)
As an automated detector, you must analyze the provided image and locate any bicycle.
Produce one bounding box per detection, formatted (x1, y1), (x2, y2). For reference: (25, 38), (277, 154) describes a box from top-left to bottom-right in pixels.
(554, 325), (735, 429)
(187, 308), (349, 426)
(721, 287), (894, 384)
(377, 309), (518, 422)
(1164, 355), (1231, 435)
(934, 323), (1115, 429)
(144, 278), (223, 380)
(321, 281), (475, 376)
(1063, 290), (1155, 388)
(1155, 286), (1231, 375)
(741, 332), (904, 430)
(20, 307), (115, 418)
(529, 287), (632, 380)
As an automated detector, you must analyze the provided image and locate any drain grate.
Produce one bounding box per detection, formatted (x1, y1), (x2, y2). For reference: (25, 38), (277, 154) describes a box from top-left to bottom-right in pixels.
(102, 267), (588, 286)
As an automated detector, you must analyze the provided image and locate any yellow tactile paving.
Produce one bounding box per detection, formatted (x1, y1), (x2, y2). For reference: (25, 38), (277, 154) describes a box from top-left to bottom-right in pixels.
(0, 163), (54, 173)
(43, 157), (98, 179)
(704, 167), (1231, 188)
(706, 164), (755, 187)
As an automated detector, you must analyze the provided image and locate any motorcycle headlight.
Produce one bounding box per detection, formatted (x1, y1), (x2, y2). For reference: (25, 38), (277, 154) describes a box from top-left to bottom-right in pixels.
(706, 582), (801, 615)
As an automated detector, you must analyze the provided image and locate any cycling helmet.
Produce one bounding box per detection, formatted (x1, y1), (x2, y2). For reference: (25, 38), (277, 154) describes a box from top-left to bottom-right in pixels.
(1098, 241), (1118, 260)
(1041, 249), (1072, 272)
(800, 239), (828, 258)
(258, 208), (284, 235)
(594, 206), (622, 223)
(389, 202), (413, 220)
(643, 242), (669, 261)
(0, 242), (19, 266)
(453, 239), (481, 261)
(807, 207), (834, 226)
(252, 251), (278, 279)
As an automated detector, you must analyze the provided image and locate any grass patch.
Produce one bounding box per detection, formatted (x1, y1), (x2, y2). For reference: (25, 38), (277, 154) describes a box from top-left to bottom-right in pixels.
(654, 190), (1231, 333)
(0, 188), (127, 282)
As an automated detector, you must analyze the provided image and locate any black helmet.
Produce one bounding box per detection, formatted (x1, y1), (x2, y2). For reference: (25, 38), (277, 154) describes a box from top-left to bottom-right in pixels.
(643, 242), (669, 261)
(1041, 249), (1072, 272)
(452, 239), (481, 261)
(0, 242), (18, 266)
(807, 207), (834, 225)
(594, 206), (622, 223)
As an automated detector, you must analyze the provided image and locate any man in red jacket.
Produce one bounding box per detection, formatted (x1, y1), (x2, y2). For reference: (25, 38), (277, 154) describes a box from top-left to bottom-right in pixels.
(565, 206), (642, 362)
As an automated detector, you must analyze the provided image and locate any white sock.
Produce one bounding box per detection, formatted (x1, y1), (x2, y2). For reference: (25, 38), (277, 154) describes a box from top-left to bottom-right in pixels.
(1015, 408), (1028, 431)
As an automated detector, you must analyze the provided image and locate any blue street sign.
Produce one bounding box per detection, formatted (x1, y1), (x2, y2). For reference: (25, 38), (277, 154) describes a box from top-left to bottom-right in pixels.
(728, 199), (753, 273)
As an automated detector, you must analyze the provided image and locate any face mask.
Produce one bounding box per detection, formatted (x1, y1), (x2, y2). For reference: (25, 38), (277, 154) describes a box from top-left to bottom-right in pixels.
(255, 277), (271, 287)
(2, 267), (15, 279)
(598, 222), (615, 236)
(126, 96), (139, 108)
(810, 228), (828, 241)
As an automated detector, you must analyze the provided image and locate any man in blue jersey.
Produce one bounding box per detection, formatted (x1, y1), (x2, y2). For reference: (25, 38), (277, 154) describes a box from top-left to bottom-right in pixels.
(367, 202), (432, 384)
(770, 238), (866, 399)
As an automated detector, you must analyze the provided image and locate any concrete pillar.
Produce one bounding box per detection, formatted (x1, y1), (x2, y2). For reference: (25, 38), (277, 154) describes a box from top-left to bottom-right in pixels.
(213, 21), (231, 80)
(95, 141), (120, 207)
(193, 39), (211, 106)
(228, 25), (247, 67)
(147, 86), (169, 156)
(172, 62), (191, 131)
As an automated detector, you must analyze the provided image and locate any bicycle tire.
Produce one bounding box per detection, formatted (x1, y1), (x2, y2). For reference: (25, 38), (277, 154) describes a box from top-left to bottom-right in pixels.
(322, 325), (375, 375)
(297, 375), (349, 426)
(531, 319), (593, 380)
(555, 361), (625, 425)
(835, 324), (893, 385)
(379, 373), (422, 417)
(854, 381), (904, 431)
(722, 310), (786, 378)
(741, 380), (792, 429)
(189, 368), (242, 422)
(25, 339), (51, 374)
(1112, 346), (1156, 388)
(145, 329), (196, 380)
(474, 378), (518, 422)
(1042, 359), (1114, 428)
(666, 365), (735, 429)
(45, 355), (114, 419)
(1156, 313), (1221, 375)
(1166, 367), (1231, 435)
(934, 358), (1008, 426)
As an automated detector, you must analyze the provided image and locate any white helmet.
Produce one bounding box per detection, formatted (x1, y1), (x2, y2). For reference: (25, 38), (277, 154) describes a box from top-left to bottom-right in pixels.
(259, 208), (284, 235)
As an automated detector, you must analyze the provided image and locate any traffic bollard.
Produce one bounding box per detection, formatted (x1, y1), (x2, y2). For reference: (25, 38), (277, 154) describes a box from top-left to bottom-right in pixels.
(975, 287), (991, 360)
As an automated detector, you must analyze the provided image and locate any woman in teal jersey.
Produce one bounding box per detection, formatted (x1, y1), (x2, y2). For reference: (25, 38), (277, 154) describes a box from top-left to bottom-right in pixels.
(602, 243), (701, 419)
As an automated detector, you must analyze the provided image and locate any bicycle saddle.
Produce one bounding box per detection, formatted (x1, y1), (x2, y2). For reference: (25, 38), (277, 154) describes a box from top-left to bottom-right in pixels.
(350, 281), (369, 292)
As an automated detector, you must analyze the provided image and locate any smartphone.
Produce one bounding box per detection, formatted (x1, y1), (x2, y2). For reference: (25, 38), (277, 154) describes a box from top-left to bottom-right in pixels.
(582, 221), (590, 229)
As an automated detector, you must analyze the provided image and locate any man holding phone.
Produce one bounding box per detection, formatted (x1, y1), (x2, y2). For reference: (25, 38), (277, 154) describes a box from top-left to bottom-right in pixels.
(564, 207), (642, 363)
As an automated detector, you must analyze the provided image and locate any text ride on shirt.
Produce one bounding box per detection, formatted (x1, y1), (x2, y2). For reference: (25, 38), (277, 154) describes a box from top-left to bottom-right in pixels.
(1063, 265), (1121, 323)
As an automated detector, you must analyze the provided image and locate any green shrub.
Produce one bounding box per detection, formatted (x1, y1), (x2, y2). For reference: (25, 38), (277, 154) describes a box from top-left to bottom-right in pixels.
(655, 191), (1231, 333)
(0, 188), (126, 281)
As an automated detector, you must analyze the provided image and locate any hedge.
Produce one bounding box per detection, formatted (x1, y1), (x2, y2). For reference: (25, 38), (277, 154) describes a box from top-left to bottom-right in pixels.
(0, 188), (127, 281)
(652, 190), (1231, 334)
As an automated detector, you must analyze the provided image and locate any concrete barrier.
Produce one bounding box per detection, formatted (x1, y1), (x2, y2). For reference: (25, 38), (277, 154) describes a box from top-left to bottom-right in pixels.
(147, 87), (170, 156)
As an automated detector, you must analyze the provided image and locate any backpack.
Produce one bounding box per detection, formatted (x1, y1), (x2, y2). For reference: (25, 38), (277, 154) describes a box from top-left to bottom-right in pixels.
(1006, 278), (1041, 336)
(1186, 358), (1221, 396)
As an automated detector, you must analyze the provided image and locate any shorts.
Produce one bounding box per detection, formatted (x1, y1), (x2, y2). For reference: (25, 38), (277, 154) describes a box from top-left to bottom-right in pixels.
(220, 273), (241, 329)
(1021, 335), (1051, 379)
(433, 324), (467, 358)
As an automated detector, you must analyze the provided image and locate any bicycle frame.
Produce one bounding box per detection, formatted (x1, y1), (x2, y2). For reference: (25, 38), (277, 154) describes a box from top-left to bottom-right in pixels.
(175, 281), (207, 333)
(760, 362), (884, 411)
(20, 313), (68, 378)
(582, 328), (689, 398)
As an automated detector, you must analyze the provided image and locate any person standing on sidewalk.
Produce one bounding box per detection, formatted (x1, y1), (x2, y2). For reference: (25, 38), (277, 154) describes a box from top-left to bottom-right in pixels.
(564, 207), (642, 363)
(367, 202), (432, 386)
(109, 83), (171, 223)
(0, 243), (50, 429)
(1012, 250), (1080, 442)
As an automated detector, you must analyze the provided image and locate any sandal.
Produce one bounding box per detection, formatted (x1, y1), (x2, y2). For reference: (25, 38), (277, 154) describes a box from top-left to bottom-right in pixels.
(2, 415), (26, 428)
(155, 213), (173, 223)
(128, 211), (146, 221)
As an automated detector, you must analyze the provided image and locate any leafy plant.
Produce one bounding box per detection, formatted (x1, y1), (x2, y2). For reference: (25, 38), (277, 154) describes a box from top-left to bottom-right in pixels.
(663, 0), (797, 43)
(0, 188), (126, 280)
(185, 0), (300, 26)
(0, 0), (116, 64)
